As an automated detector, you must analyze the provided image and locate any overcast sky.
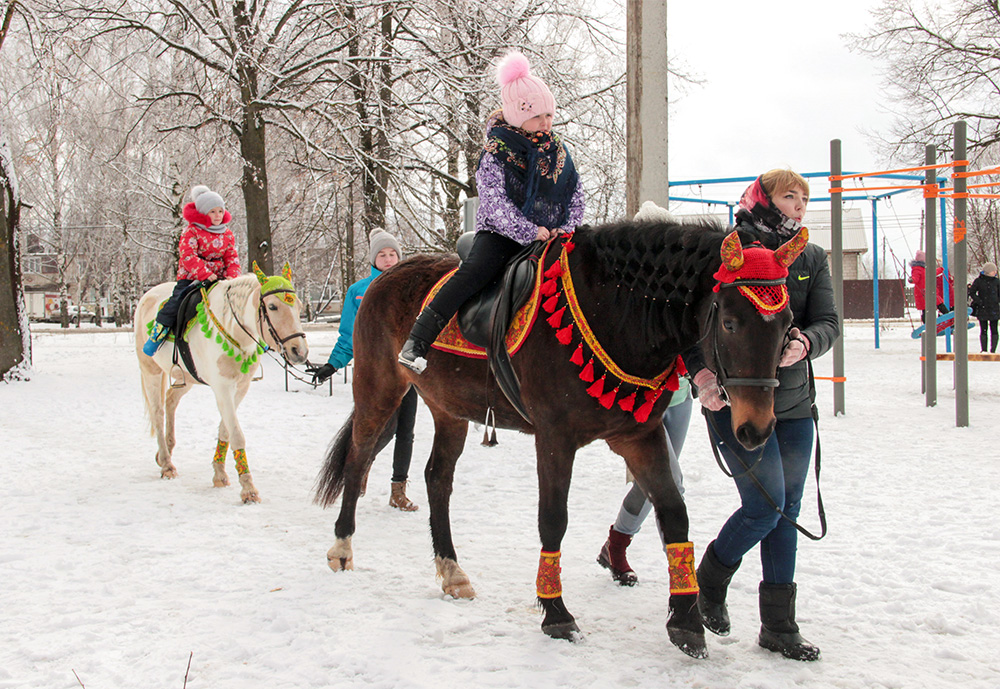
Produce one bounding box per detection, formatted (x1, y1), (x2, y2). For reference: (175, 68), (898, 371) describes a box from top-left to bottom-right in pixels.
(656, 0), (931, 273)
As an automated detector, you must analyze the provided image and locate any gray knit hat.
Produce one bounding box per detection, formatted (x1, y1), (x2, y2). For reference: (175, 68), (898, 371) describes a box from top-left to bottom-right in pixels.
(368, 227), (402, 266)
(191, 185), (226, 215)
(984, 262), (997, 275)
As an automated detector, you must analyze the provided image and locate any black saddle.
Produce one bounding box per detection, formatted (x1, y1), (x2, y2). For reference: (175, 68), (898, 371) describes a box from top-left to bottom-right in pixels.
(454, 233), (546, 422)
(170, 281), (214, 385)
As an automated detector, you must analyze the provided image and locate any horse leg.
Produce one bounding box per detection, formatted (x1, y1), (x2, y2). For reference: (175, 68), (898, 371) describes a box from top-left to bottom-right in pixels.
(211, 378), (249, 488)
(423, 409), (473, 598)
(608, 429), (707, 659)
(534, 431), (581, 640)
(211, 382), (259, 504)
(162, 383), (191, 479)
(138, 363), (177, 479)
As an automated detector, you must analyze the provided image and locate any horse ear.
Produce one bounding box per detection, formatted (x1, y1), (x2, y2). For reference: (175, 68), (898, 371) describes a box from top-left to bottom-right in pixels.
(281, 262), (292, 283)
(720, 231), (744, 272)
(774, 226), (809, 268)
(252, 261), (267, 285)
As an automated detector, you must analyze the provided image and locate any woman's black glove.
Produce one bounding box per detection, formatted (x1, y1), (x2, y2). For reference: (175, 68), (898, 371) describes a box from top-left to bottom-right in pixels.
(306, 362), (337, 383)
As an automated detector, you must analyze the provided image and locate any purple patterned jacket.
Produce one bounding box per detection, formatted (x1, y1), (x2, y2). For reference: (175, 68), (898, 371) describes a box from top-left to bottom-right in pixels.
(476, 152), (586, 246)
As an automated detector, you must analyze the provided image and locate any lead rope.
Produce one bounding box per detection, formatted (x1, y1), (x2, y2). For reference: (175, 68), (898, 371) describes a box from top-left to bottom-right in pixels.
(703, 354), (827, 541)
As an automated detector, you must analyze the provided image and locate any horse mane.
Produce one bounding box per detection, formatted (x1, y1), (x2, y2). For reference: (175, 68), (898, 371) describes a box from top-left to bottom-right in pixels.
(570, 218), (732, 345)
(217, 274), (262, 336)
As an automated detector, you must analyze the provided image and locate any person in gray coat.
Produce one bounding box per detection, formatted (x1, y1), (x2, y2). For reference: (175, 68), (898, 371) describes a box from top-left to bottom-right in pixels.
(687, 169), (840, 662)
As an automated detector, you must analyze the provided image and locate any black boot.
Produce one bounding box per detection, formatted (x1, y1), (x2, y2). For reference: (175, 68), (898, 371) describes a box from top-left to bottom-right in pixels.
(696, 540), (740, 636)
(398, 307), (449, 374)
(757, 582), (821, 661)
(596, 526), (638, 586)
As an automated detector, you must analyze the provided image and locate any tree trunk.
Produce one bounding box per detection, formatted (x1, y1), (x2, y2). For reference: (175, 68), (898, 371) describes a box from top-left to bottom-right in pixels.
(234, 0), (272, 274)
(0, 120), (28, 378)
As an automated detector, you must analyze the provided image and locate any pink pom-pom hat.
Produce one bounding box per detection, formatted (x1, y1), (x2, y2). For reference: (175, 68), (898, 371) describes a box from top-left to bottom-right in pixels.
(496, 51), (556, 129)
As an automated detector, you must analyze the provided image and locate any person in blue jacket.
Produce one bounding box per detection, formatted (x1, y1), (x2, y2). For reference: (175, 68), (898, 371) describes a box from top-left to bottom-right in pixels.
(307, 228), (419, 511)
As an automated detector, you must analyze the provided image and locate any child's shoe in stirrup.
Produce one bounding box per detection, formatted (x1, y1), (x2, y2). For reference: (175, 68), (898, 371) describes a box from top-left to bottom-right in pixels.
(143, 323), (169, 356)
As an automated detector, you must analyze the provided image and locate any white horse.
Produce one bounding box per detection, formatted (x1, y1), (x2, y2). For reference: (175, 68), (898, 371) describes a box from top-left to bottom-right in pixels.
(134, 262), (308, 503)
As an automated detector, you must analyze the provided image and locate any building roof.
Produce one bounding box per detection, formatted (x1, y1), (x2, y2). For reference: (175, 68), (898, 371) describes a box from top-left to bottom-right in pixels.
(677, 207), (869, 254)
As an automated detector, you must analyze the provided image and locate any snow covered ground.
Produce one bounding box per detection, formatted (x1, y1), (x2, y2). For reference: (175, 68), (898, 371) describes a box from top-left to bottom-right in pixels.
(2, 321), (999, 688)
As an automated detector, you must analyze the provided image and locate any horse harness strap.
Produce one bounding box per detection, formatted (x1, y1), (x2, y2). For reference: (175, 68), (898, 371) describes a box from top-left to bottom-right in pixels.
(703, 354), (827, 542)
(712, 280), (785, 393)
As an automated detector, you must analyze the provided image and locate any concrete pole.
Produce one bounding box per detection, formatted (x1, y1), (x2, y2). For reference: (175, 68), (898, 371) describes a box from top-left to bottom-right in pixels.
(626, 0), (669, 216)
(953, 121), (969, 426)
(830, 140), (846, 415)
(924, 145), (937, 407)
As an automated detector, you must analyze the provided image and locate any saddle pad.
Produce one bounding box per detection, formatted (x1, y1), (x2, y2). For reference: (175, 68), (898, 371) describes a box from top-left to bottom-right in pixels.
(420, 264), (545, 360)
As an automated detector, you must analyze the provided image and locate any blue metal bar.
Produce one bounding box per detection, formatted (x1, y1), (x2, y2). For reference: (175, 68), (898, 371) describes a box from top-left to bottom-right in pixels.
(940, 194), (953, 353)
(872, 198), (880, 349)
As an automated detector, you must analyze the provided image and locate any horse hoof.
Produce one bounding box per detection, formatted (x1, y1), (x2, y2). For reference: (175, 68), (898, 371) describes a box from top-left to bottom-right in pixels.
(542, 620), (582, 641)
(241, 492), (261, 504)
(213, 477), (230, 487)
(160, 467), (178, 479)
(444, 582), (477, 599)
(668, 627), (708, 659)
(327, 555), (354, 572)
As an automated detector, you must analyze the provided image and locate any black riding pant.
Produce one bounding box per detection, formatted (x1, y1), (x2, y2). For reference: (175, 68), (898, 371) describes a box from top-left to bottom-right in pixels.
(391, 387), (419, 482)
(154, 279), (195, 328)
(425, 231), (525, 323)
(979, 318), (999, 353)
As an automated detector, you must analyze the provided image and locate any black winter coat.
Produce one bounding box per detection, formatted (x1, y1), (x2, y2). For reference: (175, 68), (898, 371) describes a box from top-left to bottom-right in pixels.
(970, 273), (1000, 321)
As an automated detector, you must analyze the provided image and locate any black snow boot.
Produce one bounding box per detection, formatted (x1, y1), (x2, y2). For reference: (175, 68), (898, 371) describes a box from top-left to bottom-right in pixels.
(398, 307), (449, 374)
(696, 540), (741, 636)
(757, 582), (821, 661)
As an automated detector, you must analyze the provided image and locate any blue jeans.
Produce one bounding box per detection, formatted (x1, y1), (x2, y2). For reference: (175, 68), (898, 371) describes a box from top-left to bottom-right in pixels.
(706, 407), (814, 584)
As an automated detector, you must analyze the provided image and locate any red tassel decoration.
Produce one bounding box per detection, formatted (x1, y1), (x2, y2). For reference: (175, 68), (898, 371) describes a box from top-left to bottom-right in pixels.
(634, 399), (655, 423)
(587, 375), (606, 398)
(666, 370), (679, 391)
(676, 355), (688, 376)
(542, 294), (560, 313)
(618, 391), (636, 412)
(556, 325), (573, 345)
(599, 386), (618, 409)
(563, 240), (575, 253)
(541, 278), (557, 297)
(546, 306), (566, 329)
(544, 262), (564, 279)
(579, 359), (595, 382)
(570, 343), (584, 366)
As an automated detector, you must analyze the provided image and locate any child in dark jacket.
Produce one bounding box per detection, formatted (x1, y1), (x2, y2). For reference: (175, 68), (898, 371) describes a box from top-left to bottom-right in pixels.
(143, 185), (241, 356)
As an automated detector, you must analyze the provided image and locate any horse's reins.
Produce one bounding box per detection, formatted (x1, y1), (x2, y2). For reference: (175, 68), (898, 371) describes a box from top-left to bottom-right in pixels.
(702, 278), (827, 541)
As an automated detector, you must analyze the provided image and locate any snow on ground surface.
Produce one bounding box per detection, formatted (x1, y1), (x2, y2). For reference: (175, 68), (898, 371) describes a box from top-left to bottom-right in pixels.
(2, 320), (999, 688)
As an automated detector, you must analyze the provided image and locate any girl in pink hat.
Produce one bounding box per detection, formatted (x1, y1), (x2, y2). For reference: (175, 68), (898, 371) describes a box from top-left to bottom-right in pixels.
(398, 51), (586, 373)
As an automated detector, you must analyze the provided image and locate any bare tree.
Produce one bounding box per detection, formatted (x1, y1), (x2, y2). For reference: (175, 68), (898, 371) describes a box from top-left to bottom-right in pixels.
(850, 0), (1000, 157)
(0, 0), (29, 378)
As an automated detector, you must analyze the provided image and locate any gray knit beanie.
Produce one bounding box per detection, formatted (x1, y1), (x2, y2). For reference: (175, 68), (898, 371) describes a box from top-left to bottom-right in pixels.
(984, 262), (997, 275)
(368, 227), (402, 266)
(191, 185), (226, 215)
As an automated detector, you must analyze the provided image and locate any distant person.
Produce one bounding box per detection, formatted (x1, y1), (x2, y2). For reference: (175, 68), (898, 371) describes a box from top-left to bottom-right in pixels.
(143, 185), (241, 356)
(969, 262), (1000, 353)
(397, 50), (585, 373)
(909, 250), (953, 323)
(306, 228), (419, 511)
(687, 169), (839, 662)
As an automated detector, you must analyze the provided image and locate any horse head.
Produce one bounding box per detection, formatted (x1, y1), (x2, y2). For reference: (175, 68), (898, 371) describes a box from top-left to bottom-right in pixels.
(252, 261), (309, 365)
(701, 227), (808, 450)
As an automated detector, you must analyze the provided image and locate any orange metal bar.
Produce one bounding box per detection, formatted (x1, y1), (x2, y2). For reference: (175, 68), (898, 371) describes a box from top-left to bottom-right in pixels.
(828, 183), (932, 194)
(814, 376), (847, 382)
(829, 161), (958, 181)
(953, 166), (1000, 179)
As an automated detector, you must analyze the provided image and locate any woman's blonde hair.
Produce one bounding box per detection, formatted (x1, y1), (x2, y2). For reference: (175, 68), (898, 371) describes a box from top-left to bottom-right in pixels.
(760, 169), (810, 199)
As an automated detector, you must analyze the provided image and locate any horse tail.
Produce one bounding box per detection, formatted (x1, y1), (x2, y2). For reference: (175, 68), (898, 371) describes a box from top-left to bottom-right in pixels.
(314, 409), (355, 508)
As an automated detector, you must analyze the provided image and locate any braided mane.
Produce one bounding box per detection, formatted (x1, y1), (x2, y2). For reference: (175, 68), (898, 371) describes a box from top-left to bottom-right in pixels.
(570, 218), (731, 345)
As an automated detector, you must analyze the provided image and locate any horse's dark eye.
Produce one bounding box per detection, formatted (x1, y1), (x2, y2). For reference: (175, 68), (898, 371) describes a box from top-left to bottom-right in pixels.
(723, 320), (736, 332)
(269, 304), (278, 311)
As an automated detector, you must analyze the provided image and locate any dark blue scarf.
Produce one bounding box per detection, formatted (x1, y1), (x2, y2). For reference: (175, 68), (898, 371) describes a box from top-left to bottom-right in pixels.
(483, 123), (578, 229)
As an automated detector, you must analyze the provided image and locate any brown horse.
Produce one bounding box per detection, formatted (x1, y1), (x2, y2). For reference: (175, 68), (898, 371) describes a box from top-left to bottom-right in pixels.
(315, 219), (806, 658)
